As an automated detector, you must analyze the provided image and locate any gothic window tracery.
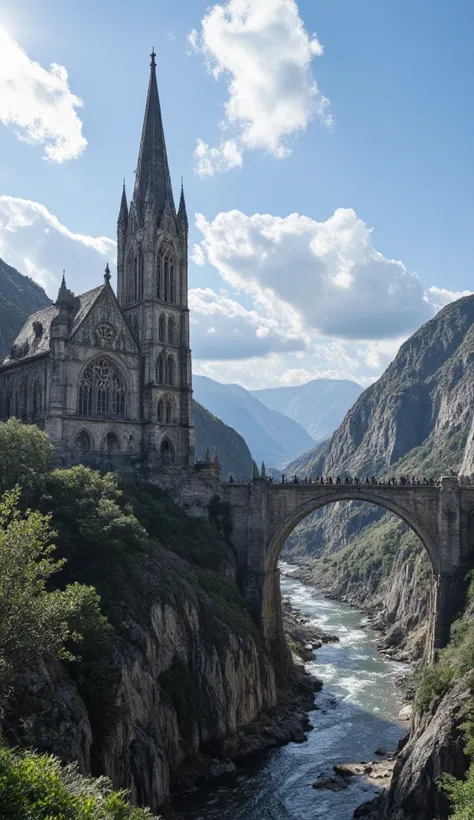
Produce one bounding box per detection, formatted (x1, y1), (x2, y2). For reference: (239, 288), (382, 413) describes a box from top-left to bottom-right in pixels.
(78, 359), (126, 419)
(157, 248), (176, 303)
(96, 323), (116, 347)
(158, 395), (174, 424)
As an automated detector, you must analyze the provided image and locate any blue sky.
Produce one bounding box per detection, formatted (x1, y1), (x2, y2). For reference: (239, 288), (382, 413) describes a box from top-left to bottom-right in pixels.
(0, 0), (473, 388)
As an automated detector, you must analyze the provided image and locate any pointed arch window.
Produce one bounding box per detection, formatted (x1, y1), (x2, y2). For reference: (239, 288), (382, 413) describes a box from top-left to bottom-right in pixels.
(157, 248), (175, 303)
(161, 437), (175, 465)
(167, 356), (176, 386)
(78, 359), (126, 419)
(159, 314), (166, 342)
(158, 395), (174, 424)
(168, 316), (175, 345)
(157, 353), (165, 385)
(76, 429), (92, 453)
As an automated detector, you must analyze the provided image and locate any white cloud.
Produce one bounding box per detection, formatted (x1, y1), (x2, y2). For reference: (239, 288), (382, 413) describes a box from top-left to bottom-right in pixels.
(189, 0), (331, 175)
(194, 138), (243, 177)
(189, 287), (306, 359)
(424, 286), (472, 313)
(0, 196), (115, 297)
(0, 26), (87, 162)
(194, 207), (436, 340)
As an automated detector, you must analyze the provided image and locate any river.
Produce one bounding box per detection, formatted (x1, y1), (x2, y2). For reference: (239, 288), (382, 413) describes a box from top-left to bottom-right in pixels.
(173, 563), (408, 820)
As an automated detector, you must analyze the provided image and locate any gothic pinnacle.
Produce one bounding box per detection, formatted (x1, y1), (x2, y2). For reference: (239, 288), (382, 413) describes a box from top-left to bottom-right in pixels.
(104, 263), (111, 283)
(132, 49), (175, 216)
(178, 178), (188, 230)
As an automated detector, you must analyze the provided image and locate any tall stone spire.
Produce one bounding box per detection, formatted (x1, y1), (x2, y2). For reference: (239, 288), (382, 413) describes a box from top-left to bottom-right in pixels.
(178, 178), (188, 231)
(118, 180), (128, 227)
(132, 49), (174, 218)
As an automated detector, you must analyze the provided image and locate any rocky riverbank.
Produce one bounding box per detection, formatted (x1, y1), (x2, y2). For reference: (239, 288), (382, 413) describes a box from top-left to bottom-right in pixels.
(288, 560), (426, 665)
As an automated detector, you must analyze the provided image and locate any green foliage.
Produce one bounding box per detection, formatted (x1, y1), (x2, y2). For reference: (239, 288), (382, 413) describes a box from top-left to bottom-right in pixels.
(0, 419), (52, 498)
(0, 489), (67, 705)
(440, 715), (474, 819)
(0, 483), (112, 736)
(60, 584), (118, 747)
(416, 612), (474, 712)
(120, 483), (234, 572)
(314, 514), (429, 593)
(0, 745), (158, 819)
(159, 658), (198, 742)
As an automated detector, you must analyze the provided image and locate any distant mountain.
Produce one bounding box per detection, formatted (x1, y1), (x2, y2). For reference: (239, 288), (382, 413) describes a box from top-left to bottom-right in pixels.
(0, 258), (51, 358)
(251, 378), (363, 441)
(193, 401), (254, 480)
(192, 375), (315, 469)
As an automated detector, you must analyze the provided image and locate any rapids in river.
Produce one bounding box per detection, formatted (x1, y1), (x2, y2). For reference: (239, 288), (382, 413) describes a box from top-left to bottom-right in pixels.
(173, 563), (408, 820)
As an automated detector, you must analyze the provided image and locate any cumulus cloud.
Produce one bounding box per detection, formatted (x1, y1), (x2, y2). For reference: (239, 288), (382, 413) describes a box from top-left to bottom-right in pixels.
(0, 196), (115, 296)
(424, 286), (472, 313)
(189, 287), (306, 359)
(0, 26), (87, 162)
(194, 207), (437, 340)
(189, 0), (331, 175)
(194, 138), (243, 177)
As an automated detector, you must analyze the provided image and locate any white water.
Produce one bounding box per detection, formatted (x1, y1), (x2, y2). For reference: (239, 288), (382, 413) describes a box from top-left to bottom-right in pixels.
(173, 564), (408, 819)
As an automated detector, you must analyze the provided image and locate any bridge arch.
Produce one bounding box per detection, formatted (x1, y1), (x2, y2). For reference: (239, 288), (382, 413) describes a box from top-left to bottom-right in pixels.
(266, 488), (440, 575)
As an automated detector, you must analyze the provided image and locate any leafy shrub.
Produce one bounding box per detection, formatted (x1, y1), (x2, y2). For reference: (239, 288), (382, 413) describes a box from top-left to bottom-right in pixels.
(0, 745), (158, 818)
(0, 418), (52, 498)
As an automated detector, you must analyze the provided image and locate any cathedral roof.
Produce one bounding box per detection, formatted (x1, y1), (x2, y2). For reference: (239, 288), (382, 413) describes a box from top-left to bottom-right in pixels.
(1, 285), (105, 367)
(132, 50), (175, 218)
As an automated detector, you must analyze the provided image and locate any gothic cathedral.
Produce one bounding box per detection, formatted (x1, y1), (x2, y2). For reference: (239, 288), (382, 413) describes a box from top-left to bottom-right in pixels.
(0, 52), (195, 470)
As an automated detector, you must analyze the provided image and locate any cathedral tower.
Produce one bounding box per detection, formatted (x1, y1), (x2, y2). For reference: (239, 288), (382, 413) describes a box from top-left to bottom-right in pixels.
(117, 50), (194, 468)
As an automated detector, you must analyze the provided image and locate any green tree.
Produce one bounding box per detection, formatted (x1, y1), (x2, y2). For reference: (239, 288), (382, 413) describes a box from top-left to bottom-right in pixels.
(0, 418), (52, 497)
(0, 489), (108, 713)
(0, 746), (158, 819)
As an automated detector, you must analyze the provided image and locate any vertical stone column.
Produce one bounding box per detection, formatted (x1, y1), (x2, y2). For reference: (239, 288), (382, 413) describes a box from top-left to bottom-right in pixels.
(244, 478), (290, 671)
(432, 476), (462, 652)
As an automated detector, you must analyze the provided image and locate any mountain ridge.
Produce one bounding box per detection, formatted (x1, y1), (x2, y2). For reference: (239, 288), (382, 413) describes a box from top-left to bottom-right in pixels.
(251, 378), (362, 441)
(192, 374), (315, 469)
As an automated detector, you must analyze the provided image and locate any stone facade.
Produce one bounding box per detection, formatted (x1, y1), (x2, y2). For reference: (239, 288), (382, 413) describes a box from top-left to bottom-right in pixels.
(0, 51), (195, 471)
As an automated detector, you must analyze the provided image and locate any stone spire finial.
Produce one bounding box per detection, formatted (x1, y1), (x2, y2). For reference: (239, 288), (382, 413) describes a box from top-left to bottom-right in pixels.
(261, 461), (266, 477)
(104, 263), (111, 283)
(55, 271), (75, 307)
(150, 47), (156, 68)
(132, 50), (175, 218)
(118, 181), (128, 226)
(178, 178), (188, 231)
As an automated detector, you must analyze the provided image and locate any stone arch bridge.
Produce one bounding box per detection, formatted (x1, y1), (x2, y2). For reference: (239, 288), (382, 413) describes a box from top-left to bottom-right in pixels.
(220, 475), (474, 660)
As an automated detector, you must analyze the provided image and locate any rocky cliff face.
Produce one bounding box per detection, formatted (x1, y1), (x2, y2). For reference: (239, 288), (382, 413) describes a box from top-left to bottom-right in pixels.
(382, 678), (470, 819)
(284, 295), (474, 655)
(0, 257), (51, 358)
(4, 487), (312, 813)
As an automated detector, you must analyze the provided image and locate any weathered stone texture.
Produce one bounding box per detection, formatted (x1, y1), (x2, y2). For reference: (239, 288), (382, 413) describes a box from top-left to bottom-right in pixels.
(0, 55), (194, 471)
